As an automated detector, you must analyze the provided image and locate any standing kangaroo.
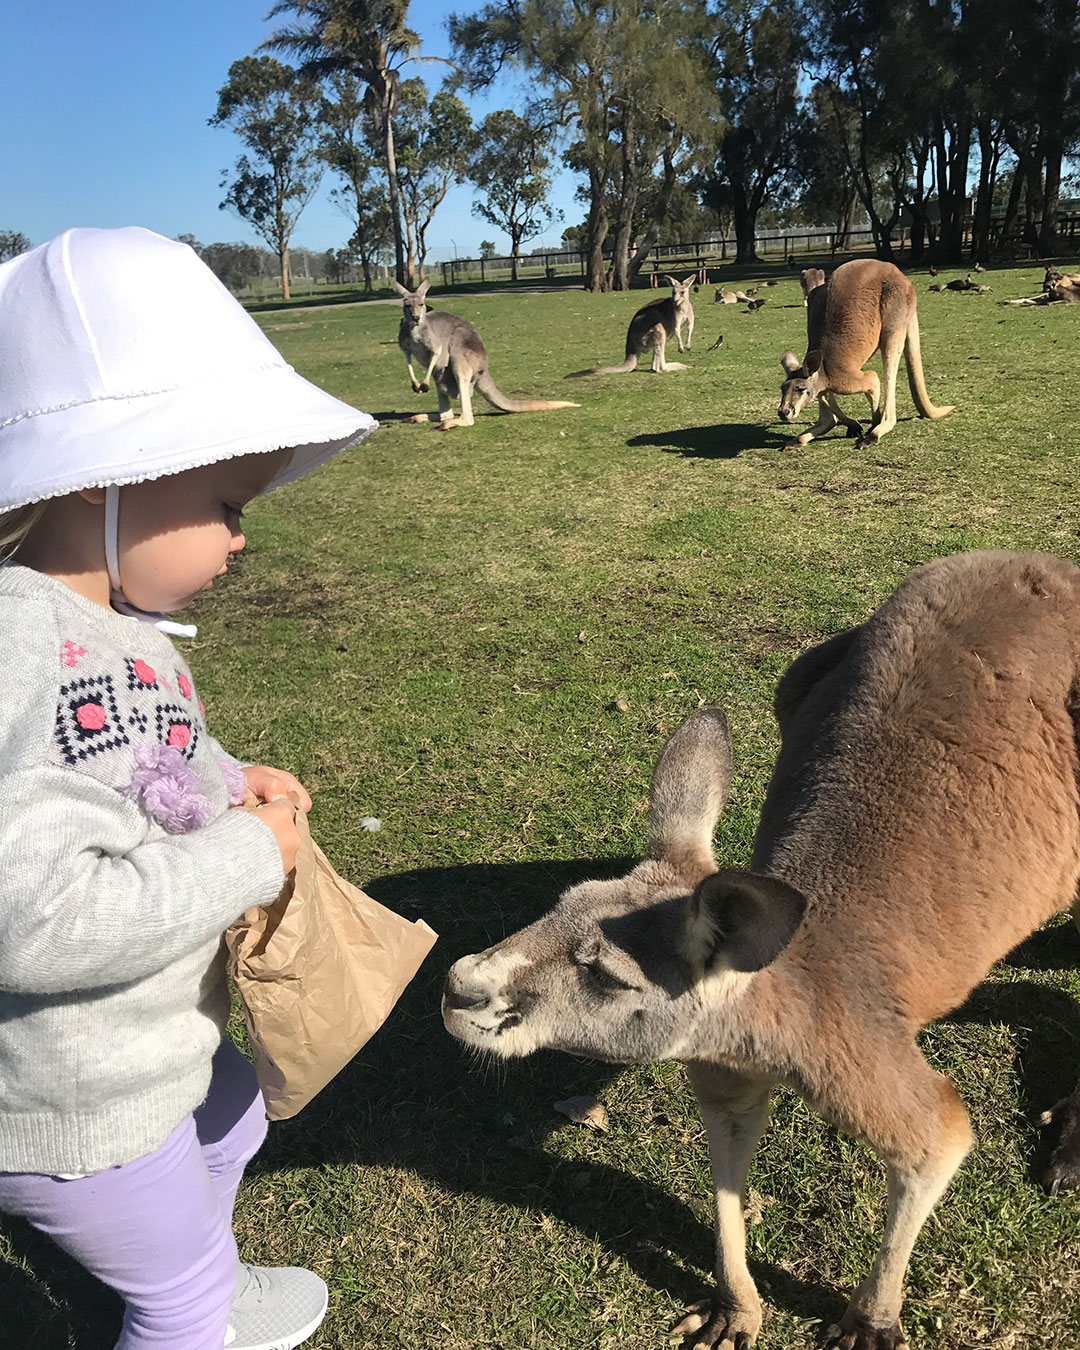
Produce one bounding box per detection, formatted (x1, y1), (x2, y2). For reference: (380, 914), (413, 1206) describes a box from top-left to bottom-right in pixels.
(778, 259), (954, 449)
(444, 549), (1080, 1350)
(566, 275), (695, 376)
(392, 279), (578, 429)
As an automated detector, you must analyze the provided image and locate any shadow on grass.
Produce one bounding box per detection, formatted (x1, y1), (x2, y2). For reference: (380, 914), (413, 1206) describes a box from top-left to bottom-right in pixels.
(7, 865), (1076, 1347)
(627, 422), (787, 458)
(946, 920), (1080, 1184)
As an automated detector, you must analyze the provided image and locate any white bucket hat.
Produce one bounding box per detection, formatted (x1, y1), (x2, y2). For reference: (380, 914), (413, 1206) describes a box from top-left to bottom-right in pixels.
(0, 226), (377, 513)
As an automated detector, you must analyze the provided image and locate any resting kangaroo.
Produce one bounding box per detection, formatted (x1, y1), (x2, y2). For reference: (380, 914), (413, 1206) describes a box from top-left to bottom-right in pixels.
(444, 549), (1080, 1350)
(566, 276), (694, 376)
(392, 279), (578, 428)
(778, 259), (954, 449)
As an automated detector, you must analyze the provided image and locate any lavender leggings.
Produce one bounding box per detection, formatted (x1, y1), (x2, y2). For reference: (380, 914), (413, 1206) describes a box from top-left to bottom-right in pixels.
(0, 1040), (267, 1349)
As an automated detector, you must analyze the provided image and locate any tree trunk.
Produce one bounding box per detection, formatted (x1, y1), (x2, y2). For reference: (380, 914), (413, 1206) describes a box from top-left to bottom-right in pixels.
(627, 147), (678, 285)
(511, 234), (520, 282)
(381, 87), (406, 286)
(731, 186), (758, 264)
(279, 244), (290, 301)
(609, 110), (638, 291)
(584, 164), (610, 292)
(1039, 131), (1063, 256)
(970, 118), (1000, 266)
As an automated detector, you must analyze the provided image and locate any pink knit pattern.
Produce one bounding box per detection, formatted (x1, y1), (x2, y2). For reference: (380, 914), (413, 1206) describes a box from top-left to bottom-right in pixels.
(125, 744), (214, 833)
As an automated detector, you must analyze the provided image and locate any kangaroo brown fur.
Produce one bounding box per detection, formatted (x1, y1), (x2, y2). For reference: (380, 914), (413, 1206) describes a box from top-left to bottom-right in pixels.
(566, 276), (695, 376)
(778, 259), (954, 449)
(443, 549), (1080, 1350)
(778, 275), (864, 447)
(392, 278), (578, 428)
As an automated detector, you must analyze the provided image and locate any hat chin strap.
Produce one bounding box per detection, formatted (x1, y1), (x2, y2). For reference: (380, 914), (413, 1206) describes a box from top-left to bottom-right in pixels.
(104, 485), (197, 638)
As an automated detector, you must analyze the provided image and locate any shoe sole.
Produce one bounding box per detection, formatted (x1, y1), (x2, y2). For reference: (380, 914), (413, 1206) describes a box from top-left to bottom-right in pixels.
(224, 1283), (329, 1350)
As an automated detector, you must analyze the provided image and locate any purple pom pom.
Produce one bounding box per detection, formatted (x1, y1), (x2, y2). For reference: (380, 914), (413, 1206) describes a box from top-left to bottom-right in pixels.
(125, 745), (214, 833)
(220, 758), (249, 806)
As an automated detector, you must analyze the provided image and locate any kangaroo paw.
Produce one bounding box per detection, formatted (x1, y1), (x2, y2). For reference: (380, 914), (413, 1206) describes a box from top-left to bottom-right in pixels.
(672, 1295), (761, 1349)
(844, 424), (864, 438)
(855, 431), (881, 449)
(824, 1316), (908, 1350)
(1041, 1086), (1080, 1194)
(410, 381), (422, 394)
(419, 382), (430, 393)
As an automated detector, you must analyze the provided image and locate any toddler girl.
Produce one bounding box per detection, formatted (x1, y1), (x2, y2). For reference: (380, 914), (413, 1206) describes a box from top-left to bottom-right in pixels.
(0, 227), (376, 1349)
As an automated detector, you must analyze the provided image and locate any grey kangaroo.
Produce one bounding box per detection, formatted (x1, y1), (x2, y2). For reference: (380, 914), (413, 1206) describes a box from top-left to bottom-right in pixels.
(392, 279), (578, 429)
(444, 549), (1080, 1350)
(566, 275), (695, 376)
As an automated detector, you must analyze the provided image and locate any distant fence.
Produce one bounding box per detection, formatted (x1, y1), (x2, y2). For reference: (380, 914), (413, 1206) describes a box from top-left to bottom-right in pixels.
(441, 213), (1080, 288)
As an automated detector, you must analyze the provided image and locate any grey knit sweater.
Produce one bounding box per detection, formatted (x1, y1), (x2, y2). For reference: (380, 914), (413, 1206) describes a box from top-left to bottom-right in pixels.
(0, 565), (284, 1175)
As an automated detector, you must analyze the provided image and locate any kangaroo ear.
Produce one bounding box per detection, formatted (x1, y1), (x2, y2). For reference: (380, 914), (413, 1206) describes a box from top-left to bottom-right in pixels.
(690, 869), (807, 974)
(664, 275), (679, 288)
(647, 707), (732, 883)
(390, 280), (410, 297)
(416, 278), (432, 297)
(780, 349), (803, 376)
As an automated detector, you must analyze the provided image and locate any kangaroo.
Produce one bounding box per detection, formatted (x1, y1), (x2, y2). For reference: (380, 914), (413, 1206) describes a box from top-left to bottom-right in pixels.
(777, 259), (954, 449)
(800, 267), (826, 304)
(566, 276), (695, 376)
(443, 549), (1080, 1350)
(1001, 276), (1080, 306)
(778, 275), (864, 448)
(392, 279), (578, 428)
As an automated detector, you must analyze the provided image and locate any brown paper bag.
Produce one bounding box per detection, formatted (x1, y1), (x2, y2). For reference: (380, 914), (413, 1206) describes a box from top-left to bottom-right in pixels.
(226, 811), (437, 1120)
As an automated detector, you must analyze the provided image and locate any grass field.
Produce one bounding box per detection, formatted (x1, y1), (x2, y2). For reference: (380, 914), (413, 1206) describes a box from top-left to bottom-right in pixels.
(3, 260), (1079, 1350)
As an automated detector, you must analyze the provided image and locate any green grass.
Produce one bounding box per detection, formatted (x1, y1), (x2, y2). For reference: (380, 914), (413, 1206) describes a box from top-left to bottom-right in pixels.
(3, 261), (1080, 1350)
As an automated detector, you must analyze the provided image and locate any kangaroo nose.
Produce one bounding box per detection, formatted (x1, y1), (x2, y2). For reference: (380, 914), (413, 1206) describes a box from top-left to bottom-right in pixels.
(444, 985), (490, 1012)
(443, 966), (491, 1011)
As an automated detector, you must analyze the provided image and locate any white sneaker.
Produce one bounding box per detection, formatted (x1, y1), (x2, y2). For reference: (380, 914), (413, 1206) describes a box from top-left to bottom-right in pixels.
(223, 1263), (329, 1350)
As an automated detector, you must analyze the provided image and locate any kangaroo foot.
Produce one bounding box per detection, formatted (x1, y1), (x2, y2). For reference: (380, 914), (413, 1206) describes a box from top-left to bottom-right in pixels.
(672, 1295), (761, 1349)
(782, 437), (811, 451)
(1041, 1085), (1080, 1194)
(408, 413), (432, 423)
(855, 431), (882, 449)
(825, 1316), (908, 1350)
(844, 424), (863, 438)
(437, 416), (471, 430)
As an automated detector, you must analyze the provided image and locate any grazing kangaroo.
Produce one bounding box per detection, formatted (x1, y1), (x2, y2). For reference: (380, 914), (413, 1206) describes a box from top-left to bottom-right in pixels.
(778, 276), (864, 448)
(566, 276), (694, 376)
(392, 279), (578, 428)
(778, 259), (954, 449)
(443, 549), (1080, 1350)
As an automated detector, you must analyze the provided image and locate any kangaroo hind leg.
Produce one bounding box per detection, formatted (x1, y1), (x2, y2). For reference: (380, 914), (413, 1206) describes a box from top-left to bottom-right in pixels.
(438, 361), (475, 429)
(650, 324), (687, 373)
(828, 1056), (973, 1348)
(408, 382), (453, 425)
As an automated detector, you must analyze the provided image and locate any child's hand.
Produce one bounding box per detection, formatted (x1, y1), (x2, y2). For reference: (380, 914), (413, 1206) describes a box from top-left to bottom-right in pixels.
(243, 765), (312, 812)
(255, 798), (302, 875)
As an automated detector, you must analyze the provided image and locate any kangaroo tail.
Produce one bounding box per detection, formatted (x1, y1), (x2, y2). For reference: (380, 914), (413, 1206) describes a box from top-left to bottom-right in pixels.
(474, 370), (579, 412)
(565, 352), (639, 378)
(905, 314), (955, 419)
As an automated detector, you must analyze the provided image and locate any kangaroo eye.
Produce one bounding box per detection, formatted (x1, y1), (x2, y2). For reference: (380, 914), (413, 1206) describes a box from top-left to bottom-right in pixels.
(581, 961), (631, 993)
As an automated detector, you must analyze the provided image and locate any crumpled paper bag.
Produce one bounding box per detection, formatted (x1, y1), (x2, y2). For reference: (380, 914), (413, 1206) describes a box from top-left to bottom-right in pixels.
(226, 811), (437, 1120)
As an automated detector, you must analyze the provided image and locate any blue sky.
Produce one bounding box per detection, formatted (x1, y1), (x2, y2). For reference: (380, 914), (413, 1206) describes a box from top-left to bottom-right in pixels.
(3, 0), (578, 261)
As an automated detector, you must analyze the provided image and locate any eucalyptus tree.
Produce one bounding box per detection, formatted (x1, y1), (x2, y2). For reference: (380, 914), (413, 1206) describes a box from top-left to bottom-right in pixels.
(393, 79), (475, 281)
(319, 72), (392, 290)
(210, 56), (324, 300)
(703, 0), (805, 264)
(262, 0), (425, 284)
(469, 108), (558, 280)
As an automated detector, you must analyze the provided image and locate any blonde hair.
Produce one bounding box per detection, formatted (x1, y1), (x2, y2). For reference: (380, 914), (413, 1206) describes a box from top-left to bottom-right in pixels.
(0, 502), (49, 561)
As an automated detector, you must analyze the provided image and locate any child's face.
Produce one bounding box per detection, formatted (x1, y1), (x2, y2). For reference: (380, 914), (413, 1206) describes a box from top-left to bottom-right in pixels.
(118, 450), (291, 612)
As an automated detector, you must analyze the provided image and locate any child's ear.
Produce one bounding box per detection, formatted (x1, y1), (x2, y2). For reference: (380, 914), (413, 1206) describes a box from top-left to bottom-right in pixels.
(78, 487), (106, 505)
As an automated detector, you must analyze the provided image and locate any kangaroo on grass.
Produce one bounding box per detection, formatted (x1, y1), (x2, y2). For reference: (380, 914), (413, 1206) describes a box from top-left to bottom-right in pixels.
(778, 259), (954, 450)
(392, 279), (578, 429)
(567, 275), (695, 376)
(778, 272), (865, 447)
(444, 549), (1080, 1350)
